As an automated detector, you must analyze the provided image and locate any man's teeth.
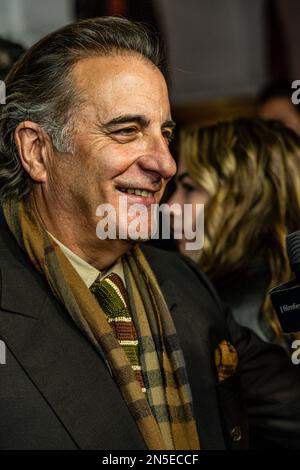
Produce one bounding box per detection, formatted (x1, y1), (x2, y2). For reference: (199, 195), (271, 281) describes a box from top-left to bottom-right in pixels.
(119, 188), (154, 197)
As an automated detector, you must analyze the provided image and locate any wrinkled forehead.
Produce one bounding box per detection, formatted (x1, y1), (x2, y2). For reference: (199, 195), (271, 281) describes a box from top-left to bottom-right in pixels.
(72, 54), (171, 122)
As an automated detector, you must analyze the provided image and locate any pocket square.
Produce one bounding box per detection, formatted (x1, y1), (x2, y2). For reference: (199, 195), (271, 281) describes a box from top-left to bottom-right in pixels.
(215, 340), (238, 382)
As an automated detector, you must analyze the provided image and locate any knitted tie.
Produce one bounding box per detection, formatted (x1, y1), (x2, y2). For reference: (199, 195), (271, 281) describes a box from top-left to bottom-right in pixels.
(90, 272), (146, 392)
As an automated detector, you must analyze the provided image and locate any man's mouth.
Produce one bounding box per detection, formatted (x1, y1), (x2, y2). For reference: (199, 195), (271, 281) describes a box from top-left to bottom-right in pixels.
(117, 187), (155, 198)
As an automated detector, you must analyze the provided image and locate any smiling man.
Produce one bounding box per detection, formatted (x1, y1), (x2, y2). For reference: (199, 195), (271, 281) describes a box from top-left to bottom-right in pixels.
(18, 53), (176, 268)
(1, 17), (300, 451)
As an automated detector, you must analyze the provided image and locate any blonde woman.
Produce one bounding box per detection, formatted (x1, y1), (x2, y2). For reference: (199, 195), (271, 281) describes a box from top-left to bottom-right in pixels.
(169, 118), (300, 346)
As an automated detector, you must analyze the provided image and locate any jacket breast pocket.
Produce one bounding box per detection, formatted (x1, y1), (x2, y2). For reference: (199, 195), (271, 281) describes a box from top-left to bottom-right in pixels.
(216, 373), (249, 449)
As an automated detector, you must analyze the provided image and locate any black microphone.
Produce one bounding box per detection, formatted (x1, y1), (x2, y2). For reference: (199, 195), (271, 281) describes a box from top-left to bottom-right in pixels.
(270, 230), (300, 333)
(286, 231), (300, 278)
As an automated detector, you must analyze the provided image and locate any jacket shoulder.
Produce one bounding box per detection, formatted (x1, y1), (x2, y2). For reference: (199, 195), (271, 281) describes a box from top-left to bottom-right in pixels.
(141, 243), (224, 314)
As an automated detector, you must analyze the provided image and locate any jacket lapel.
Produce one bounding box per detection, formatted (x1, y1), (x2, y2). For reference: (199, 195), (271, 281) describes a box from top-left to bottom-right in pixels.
(141, 245), (226, 449)
(158, 279), (226, 449)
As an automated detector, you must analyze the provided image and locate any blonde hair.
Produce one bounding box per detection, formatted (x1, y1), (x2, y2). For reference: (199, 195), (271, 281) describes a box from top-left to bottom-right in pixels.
(181, 118), (300, 340)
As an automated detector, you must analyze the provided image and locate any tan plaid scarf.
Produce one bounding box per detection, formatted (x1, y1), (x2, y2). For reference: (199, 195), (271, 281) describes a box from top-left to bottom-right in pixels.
(2, 195), (200, 450)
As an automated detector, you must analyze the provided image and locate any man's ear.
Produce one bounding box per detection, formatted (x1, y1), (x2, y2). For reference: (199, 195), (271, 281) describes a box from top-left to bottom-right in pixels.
(14, 121), (53, 183)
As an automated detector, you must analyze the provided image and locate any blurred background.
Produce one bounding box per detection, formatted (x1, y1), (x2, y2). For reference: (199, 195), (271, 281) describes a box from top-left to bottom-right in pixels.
(0, 0), (300, 127)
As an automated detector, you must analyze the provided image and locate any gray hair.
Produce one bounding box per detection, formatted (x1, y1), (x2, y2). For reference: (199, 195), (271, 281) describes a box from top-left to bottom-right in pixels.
(0, 16), (166, 201)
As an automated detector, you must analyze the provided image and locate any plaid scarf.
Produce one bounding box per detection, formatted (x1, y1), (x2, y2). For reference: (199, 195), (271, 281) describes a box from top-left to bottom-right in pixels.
(3, 195), (200, 450)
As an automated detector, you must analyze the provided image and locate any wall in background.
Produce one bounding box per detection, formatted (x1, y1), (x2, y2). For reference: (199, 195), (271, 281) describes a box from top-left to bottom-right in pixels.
(2, 0), (300, 122)
(0, 0), (74, 47)
(155, 0), (267, 105)
(272, 0), (300, 79)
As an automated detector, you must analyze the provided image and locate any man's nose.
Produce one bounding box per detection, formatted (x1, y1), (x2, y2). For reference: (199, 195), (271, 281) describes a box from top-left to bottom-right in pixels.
(138, 136), (177, 180)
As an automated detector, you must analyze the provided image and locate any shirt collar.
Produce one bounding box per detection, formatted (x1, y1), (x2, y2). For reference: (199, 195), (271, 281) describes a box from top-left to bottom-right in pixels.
(48, 232), (125, 288)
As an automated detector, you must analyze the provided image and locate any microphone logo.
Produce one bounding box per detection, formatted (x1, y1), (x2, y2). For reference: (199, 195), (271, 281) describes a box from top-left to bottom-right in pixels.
(270, 230), (300, 333)
(279, 303), (300, 314)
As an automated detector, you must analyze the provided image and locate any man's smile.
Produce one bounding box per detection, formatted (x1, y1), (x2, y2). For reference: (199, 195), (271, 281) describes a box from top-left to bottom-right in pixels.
(116, 186), (158, 205)
(117, 187), (154, 197)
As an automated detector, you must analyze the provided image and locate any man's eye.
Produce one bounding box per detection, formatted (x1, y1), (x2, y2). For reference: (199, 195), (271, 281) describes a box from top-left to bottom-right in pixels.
(115, 127), (138, 136)
(162, 130), (174, 143)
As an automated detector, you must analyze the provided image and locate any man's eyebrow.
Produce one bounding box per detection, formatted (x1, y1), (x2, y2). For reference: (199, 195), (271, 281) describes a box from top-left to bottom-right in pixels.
(102, 114), (150, 127)
(162, 119), (176, 129)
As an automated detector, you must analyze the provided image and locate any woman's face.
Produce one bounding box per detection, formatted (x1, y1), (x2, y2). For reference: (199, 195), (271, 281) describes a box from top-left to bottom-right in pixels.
(168, 156), (210, 256)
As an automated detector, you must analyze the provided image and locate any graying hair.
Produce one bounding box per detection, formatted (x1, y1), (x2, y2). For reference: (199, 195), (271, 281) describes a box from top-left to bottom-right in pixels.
(0, 16), (166, 201)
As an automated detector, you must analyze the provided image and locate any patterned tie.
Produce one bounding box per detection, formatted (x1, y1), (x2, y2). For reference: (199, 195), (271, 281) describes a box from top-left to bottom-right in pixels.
(90, 272), (146, 392)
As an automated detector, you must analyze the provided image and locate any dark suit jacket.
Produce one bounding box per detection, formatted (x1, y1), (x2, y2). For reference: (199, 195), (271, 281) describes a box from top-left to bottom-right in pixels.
(1, 217), (300, 450)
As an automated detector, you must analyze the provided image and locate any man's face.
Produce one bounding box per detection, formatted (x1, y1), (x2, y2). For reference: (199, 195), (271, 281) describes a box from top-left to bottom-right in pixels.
(45, 54), (176, 242)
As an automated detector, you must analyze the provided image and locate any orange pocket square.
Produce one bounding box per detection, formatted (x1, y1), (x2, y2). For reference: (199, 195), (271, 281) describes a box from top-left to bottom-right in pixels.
(215, 340), (238, 382)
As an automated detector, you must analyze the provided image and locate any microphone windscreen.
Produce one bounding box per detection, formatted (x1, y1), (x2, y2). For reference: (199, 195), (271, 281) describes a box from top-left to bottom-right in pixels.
(286, 231), (300, 274)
